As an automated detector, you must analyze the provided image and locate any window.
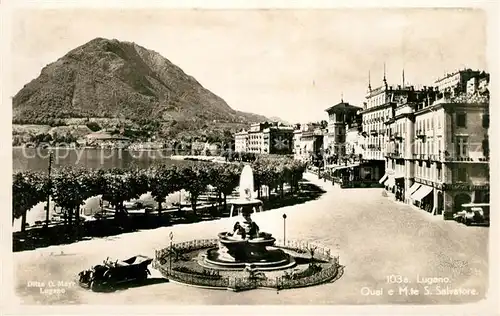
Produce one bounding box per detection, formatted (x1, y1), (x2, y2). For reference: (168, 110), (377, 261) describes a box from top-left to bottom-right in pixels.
(482, 114), (489, 128)
(456, 136), (469, 157)
(457, 167), (468, 182)
(438, 116), (442, 129)
(456, 113), (467, 128)
(437, 163), (442, 181)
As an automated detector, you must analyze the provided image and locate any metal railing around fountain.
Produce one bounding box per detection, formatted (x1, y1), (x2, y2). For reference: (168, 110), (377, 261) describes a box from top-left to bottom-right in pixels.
(153, 238), (340, 291)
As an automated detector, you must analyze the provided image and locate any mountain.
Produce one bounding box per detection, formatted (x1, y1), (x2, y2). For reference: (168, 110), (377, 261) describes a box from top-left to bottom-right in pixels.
(12, 37), (269, 141)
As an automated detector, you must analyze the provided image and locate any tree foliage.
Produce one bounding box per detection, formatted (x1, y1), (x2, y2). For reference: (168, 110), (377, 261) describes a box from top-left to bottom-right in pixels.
(12, 156), (307, 228)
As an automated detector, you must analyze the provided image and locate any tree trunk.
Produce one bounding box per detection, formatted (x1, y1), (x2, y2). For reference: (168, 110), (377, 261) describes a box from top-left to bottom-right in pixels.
(68, 207), (73, 228)
(75, 205), (80, 240)
(157, 199), (163, 216)
(280, 183), (284, 199)
(223, 194), (227, 212)
(257, 185), (261, 199)
(191, 196), (198, 216)
(21, 211), (27, 232)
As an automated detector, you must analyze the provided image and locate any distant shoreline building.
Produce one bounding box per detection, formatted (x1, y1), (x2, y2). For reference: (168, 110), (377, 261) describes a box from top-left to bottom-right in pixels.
(84, 131), (131, 149)
(234, 121), (294, 155)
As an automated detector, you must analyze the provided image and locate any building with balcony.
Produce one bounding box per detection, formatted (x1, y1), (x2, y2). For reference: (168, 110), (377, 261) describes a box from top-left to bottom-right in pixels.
(234, 130), (248, 153)
(359, 71), (416, 181)
(380, 70), (489, 219)
(236, 122), (294, 155)
(293, 123), (324, 162)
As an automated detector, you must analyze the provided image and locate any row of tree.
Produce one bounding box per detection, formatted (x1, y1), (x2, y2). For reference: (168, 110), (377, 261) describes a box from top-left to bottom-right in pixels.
(13, 156), (306, 232)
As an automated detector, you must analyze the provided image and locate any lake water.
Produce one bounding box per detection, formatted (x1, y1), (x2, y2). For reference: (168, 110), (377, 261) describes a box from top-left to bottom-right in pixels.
(13, 148), (192, 172)
(12, 148), (200, 231)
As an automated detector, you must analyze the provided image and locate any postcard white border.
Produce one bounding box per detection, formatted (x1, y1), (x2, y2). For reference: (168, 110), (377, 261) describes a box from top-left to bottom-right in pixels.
(1, 0), (498, 315)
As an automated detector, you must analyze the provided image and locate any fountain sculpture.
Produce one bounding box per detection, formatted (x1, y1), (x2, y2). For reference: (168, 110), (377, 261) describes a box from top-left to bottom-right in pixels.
(201, 165), (295, 271)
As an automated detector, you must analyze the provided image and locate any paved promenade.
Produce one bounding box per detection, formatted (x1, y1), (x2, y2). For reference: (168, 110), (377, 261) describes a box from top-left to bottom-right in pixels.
(13, 173), (488, 305)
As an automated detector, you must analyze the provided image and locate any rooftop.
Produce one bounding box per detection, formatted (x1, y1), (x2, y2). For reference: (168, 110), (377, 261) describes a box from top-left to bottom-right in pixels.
(325, 102), (362, 113)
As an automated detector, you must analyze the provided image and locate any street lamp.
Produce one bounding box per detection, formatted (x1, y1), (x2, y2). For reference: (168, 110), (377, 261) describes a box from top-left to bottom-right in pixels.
(169, 231), (174, 273)
(282, 214), (287, 246)
(45, 151), (54, 229)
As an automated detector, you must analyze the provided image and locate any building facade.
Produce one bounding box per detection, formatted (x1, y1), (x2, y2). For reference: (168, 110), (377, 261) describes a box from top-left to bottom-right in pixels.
(262, 126), (295, 155)
(293, 123), (324, 161)
(324, 101), (362, 160)
(234, 130), (248, 153)
(236, 122), (294, 155)
(359, 72), (419, 181)
(381, 70), (489, 219)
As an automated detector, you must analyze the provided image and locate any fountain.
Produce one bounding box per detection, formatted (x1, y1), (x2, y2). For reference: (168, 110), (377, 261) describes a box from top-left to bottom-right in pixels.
(201, 165), (295, 271)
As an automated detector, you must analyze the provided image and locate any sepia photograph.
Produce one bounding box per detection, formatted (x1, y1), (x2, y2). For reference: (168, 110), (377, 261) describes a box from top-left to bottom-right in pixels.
(3, 1), (497, 313)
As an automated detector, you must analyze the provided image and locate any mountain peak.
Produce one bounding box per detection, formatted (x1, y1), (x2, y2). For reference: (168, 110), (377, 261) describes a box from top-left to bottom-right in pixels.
(13, 38), (268, 140)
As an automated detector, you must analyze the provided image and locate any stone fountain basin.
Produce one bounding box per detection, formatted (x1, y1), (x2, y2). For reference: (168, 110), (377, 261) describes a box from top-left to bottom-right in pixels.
(218, 232), (276, 248)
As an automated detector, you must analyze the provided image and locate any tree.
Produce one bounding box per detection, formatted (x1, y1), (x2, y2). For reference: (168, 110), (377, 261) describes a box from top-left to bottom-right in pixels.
(179, 164), (210, 216)
(12, 171), (47, 231)
(101, 168), (148, 224)
(149, 165), (181, 217)
(51, 167), (94, 238)
(211, 163), (241, 212)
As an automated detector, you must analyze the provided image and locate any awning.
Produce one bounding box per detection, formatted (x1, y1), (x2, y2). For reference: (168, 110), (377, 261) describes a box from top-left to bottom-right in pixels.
(411, 185), (433, 202)
(394, 174), (404, 180)
(379, 174), (389, 184)
(408, 183), (421, 195)
(333, 163), (360, 171)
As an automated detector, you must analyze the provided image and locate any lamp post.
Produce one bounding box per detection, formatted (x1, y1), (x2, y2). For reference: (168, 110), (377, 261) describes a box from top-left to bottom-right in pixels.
(169, 231), (174, 273)
(45, 151), (54, 229)
(282, 214), (287, 246)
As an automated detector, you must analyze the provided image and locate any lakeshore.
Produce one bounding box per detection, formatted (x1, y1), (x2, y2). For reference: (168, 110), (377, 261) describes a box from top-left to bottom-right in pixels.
(13, 172), (488, 305)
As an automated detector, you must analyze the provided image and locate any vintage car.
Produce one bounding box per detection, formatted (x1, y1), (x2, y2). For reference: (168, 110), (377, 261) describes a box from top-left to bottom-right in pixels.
(453, 203), (490, 226)
(78, 255), (153, 290)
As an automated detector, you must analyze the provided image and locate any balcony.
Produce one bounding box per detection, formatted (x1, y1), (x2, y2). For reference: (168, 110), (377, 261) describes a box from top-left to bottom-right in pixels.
(443, 156), (489, 163)
(388, 151), (402, 158)
(416, 130), (426, 139)
(428, 153), (443, 161)
(370, 129), (378, 136)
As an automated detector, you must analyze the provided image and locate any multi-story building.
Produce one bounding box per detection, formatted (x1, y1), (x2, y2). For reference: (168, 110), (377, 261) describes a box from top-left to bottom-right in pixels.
(246, 122), (270, 154)
(382, 87), (435, 202)
(381, 70), (489, 219)
(236, 122), (294, 155)
(262, 125), (295, 155)
(434, 69), (481, 97)
(359, 71), (417, 181)
(324, 101), (361, 159)
(234, 130), (248, 153)
(293, 123), (324, 161)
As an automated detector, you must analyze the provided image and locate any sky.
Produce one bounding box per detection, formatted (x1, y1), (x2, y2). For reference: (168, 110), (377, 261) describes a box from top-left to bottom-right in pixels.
(10, 8), (487, 123)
